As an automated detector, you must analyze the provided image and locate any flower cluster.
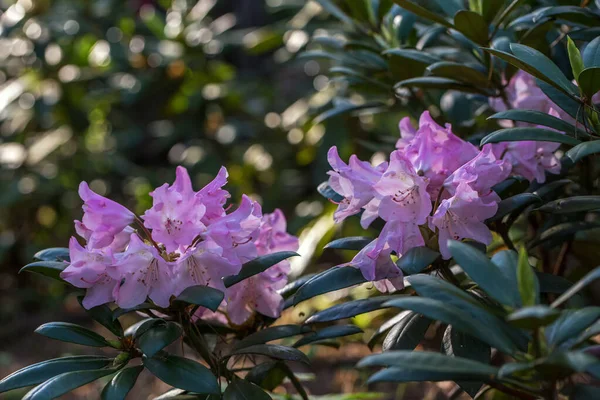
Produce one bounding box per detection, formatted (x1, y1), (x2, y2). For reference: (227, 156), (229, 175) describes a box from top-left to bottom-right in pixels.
(328, 111), (518, 289)
(61, 167), (299, 326)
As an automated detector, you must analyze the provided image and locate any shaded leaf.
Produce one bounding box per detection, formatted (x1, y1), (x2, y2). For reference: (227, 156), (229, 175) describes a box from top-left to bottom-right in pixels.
(35, 322), (109, 347)
(324, 236), (372, 251)
(537, 196), (600, 214)
(294, 325), (362, 347)
(584, 36), (600, 68)
(564, 140), (600, 166)
(224, 252), (299, 288)
(23, 368), (118, 400)
(391, 0), (454, 28)
(293, 266), (366, 305)
(233, 325), (313, 351)
(481, 127), (581, 147)
(230, 344), (310, 364)
(488, 193), (541, 222)
(138, 321), (182, 358)
(578, 67), (600, 99)
(223, 378), (271, 400)
(143, 353), (219, 394)
(174, 286), (224, 312)
(77, 297), (123, 337)
(101, 366), (143, 400)
(382, 312), (430, 351)
(488, 110), (587, 137)
(33, 248), (69, 262)
(546, 308), (600, 347)
(396, 246), (439, 275)
(305, 296), (393, 323)
(19, 261), (68, 281)
(507, 306), (561, 329)
(453, 10), (488, 45)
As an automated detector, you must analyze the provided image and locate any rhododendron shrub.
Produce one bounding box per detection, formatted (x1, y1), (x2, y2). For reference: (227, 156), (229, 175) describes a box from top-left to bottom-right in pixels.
(4, 1), (600, 399)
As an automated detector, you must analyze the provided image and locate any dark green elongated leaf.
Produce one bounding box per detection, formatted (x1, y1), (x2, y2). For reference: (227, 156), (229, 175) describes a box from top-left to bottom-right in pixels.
(538, 80), (582, 121)
(35, 322), (109, 347)
(442, 326), (490, 398)
(292, 266), (366, 305)
(313, 102), (387, 126)
(546, 308), (600, 347)
(476, 0), (505, 24)
(382, 312), (430, 351)
(517, 247), (539, 307)
(578, 67), (600, 99)
(491, 249), (519, 288)
(277, 362), (309, 400)
(366, 367), (485, 384)
(368, 311), (412, 349)
(584, 36), (600, 68)
(436, 0), (462, 16)
(246, 362), (286, 392)
(143, 353), (219, 394)
(567, 36), (584, 80)
(174, 286), (224, 311)
(448, 240), (519, 307)
(426, 61), (491, 87)
(324, 237), (372, 251)
(481, 127), (581, 146)
(294, 325), (362, 348)
(124, 318), (162, 338)
(358, 351), (498, 377)
(19, 261), (68, 281)
(395, 77), (489, 95)
(223, 378), (271, 400)
(396, 246), (439, 275)
(233, 325), (313, 351)
(0, 356), (112, 393)
(101, 366), (143, 400)
(506, 306), (561, 329)
(33, 248), (69, 262)
(497, 362), (534, 379)
(483, 47), (579, 97)
(510, 43), (579, 96)
(279, 274), (315, 301)
(574, 320), (600, 346)
(305, 296), (392, 323)
(416, 26), (446, 50)
(77, 297), (123, 337)
(536, 272), (573, 294)
(488, 110), (587, 137)
(537, 196), (600, 214)
(391, 0), (454, 28)
(535, 351), (599, 378)
(382, 49), (440, 65)
(138, 322), (182, 358)
(564, 140), (600, 166)
(570, 384), (600, 400)
(383, 297), (517, 354)
(533, 179), (572, 198)
(112, 303), (154, 321)
(453, 10), (488, 45)
(224, 251), (299, 288)
(315, 0), (354, 26)
(529, 221), (600, 248)
(230, 344), (310, 365)
(330, 67), (389, 90)
(384, 48), (440, 80)
(23, 368), (118, 400)
(488, 193), (541, 222)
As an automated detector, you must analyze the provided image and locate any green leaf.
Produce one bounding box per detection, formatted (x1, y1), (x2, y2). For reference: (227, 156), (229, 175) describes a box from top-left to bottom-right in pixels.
(101, 366), (143, 400)
(143, 353), (219, 394)
(478, 0), (505, 24)
(367, 311), (413, 349)
(395, 77), (490, 95)
(293, 325), (362, 348)
(312, 102), (387, 125)
(538, 80), (582, 121)
(426, 61), (491, 88)
(0, 356), (112, 393)
(124, 318), (162, 338)
(367, 367), (480, 384)
(396, 246), (440, 275)
(536, 272), (574, 295)
(441, 326), (490, 398)
(583, 36), (600, 68)
(391, 0), (454, 28)
(277, 363), (309, 400)
(546, 308), (600, 347)
(77, 297), (123, 337)
(33, 248), (69, 262)
(138, 321), (182, 358)
(35, 322), (109, 347)
(305, 296), (392, 323)
(488, 193), (542, 223)
(506, 306), (561, 329)
(488, 110), (588, 138)
(533, 6), (600, 27)
(564, 140), (600, 166)
(383, 49), (440, 81)
(358, 350), (498, 378)
(481, 127), (581, 147)
(315, 0), (355, 26)
(383, 297), (517, 354)
(233, 325), (313, 351)
(19, 261), (68, 281)
(223, 378), (272, 400)
(292, 266), (366, 305)
(453, 10), (488, 45)
(382, 312), (431, 351)
(577, 67), (600, 99)
(529, 221), (600, 248)
(535, 351), (599, 379)
(568, 36), (585, 80)
(246, 362), (286, 392)
(324, 236), (372, 250)
(224, 251), (299, 288)
(483, 47), (579, 97)
(23, 368), (118, 400)
(537, 196), (600, 214)
(112, 303), (154, 321)
(230, 344), (310, 364)
(517, 247), (539, 307)
(448, 240), (519, 307)
(174, 286), (224, 311)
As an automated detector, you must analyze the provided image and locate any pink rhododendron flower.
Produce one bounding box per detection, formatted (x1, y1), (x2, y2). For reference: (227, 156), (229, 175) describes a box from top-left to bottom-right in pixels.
(445, 144), (512, 198)
(489, 71), (554, 114)
(373, 150), (431, 224)
(78, 182), (135, 249)
(61, 237), (117, 308)
(225, 210), (299, 325)
(395, 116), (418, 150)
(345, 237), (404, 293)
(198, 166), (230, 224)
(111, 234), (174, 308)
(75, 222), (134, 253)
(429, 182), (498, 259)
(327, 146), (387, 225)
(142, 166), (207, 253)
(397, 112), (479, 197)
